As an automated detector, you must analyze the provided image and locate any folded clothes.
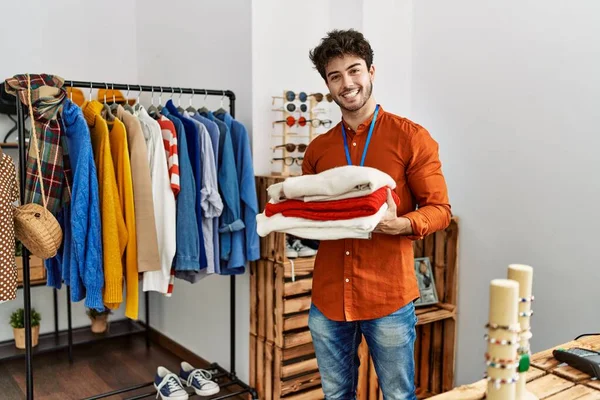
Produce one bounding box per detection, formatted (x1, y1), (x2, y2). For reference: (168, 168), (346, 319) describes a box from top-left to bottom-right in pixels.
(267, 165), (395, 203)
(256, 203), (388, 240)
(265, 186), (399, 221)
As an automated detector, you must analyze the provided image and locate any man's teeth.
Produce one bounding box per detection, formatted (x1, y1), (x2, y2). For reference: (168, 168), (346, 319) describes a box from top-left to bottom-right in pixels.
(342, 89), (359, 98)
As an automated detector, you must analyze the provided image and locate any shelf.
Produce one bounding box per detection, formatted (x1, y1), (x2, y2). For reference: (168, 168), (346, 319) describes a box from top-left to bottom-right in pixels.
(415, 303), (456, 325)
(0, 319), (145, 362)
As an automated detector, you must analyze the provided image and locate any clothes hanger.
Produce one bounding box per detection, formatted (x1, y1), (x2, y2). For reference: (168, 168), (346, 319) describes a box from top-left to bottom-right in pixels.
(185, 89), (198, 115)
(213, 91), (227, 116)
(122, 84), (135, 114)
(177, 88), (185, 114)
(165, 87), (176, 112)
(147, 86), (159, 117)
(157, 87), (167, 113)
(102, 83), (116, 121)
(197, 90), (209, 115)
(133, 85), (143, 113)
(109, 83), (121, 114)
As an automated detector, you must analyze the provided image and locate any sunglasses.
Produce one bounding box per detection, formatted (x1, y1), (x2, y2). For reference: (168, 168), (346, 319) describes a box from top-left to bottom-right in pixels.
(272, 102), (308, 113)
(272, 156), (304, 166)
(309, 93), (334, 102)
(285, 91), (307, 102)
(273, 143), (308, 153)
(273, 116), (307, 127)
(273, 116), (332, 128)
(307, 118), (332, 128)
(272, 90), (308, 104)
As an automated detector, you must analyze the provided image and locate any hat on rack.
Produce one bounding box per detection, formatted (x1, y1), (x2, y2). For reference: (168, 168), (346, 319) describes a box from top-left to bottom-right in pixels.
(97, 88), (136, 105)
(66, 87), (85, 106)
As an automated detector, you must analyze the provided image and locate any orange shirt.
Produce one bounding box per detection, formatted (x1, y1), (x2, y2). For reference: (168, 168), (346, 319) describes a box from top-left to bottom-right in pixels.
(301, 106), (451, 321)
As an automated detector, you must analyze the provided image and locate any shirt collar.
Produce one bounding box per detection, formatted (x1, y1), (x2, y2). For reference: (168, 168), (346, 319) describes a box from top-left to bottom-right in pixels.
(342, 104), (384, 134)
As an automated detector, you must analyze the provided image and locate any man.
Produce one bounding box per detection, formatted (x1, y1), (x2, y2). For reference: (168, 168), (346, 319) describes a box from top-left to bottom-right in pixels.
(303, 29), (452, 399)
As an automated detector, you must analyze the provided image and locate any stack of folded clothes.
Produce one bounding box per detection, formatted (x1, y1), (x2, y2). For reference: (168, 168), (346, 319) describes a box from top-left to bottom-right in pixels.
(256, 166), (399, 240)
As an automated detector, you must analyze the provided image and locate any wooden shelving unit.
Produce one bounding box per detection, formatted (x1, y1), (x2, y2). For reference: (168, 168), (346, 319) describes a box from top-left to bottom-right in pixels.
(251, 175), (460, 399)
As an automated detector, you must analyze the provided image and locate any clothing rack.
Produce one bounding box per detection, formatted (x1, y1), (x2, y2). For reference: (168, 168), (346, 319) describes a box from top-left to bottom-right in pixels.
(10, 79), (256, 400)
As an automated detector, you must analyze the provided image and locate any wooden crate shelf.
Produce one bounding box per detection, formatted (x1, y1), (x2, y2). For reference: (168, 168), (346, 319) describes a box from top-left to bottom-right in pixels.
(250, 257), (320, 399)
(252, 174), (460, 399)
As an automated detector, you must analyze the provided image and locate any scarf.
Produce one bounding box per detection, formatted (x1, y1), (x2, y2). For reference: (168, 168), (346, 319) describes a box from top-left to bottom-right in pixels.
(4, 74), (71, 214)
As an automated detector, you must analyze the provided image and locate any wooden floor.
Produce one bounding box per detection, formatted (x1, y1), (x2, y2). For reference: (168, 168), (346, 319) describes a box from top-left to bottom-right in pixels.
(0, 334), (248, 399)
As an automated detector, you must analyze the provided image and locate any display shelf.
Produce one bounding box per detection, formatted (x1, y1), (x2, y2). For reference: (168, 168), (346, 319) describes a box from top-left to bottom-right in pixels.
(0, 319), (145, 362)
(416, 303), (456, 325)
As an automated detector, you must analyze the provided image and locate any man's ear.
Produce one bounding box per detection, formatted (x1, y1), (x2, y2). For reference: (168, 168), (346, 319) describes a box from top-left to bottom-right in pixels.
(369, 64), (376, 81)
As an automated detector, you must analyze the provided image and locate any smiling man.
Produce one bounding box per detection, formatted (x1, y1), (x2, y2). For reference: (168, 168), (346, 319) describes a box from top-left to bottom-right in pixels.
(303, 29), (452, 400)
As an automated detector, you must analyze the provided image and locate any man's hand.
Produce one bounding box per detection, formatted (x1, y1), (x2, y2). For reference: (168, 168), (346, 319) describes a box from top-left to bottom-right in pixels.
(373, 188), (413, 235)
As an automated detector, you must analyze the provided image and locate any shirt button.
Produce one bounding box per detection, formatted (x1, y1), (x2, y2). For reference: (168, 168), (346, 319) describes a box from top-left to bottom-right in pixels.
(345, 251), (350, 255)
(352, 142), (356, 146)
(345, 278), (350, 283)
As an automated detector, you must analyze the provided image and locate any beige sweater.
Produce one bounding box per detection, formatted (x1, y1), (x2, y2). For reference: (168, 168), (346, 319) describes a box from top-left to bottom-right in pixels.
(116, 106), (161, 273)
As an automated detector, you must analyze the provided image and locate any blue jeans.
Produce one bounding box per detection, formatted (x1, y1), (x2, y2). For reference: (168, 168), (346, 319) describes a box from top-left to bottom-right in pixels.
(308, 302), (418, 400)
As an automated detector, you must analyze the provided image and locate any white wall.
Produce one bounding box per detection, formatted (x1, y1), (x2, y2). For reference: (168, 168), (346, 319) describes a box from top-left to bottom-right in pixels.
(362, 0), (413, 117)
(411, 0), (600, 385)
(135, 0), (253, 383)
(0, 0), (137, 340)
(252, 0), (334, 177)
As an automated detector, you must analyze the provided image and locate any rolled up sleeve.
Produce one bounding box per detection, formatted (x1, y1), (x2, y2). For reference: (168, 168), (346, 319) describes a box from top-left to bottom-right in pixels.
(402, 127), (452, 240)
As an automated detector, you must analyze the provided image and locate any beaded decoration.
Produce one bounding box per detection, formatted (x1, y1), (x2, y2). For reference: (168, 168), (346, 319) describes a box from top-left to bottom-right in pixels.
(486, 359), (520, 369)
(519, 310), (534, 318)
(485, 323), (521, 333)
(485, 353), (519, 365)
(484, 334), (519, 346)
(484, 373), (520, 390)
(519, 295), (535, 303)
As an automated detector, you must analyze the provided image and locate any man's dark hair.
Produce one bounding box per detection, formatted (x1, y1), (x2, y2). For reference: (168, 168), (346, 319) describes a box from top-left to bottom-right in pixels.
(309, 29), (374, 82)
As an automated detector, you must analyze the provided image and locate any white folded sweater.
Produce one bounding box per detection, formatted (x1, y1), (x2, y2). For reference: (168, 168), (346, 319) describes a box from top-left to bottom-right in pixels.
(267, 165), (396, 203)
(256, 203), (387, 240)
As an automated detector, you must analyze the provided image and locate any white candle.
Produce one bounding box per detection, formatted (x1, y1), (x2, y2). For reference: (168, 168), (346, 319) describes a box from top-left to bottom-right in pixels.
(486, 279), (519, 400)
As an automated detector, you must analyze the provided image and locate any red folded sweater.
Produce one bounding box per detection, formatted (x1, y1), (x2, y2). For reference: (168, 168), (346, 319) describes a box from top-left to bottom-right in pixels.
(264, 186), (400, 221)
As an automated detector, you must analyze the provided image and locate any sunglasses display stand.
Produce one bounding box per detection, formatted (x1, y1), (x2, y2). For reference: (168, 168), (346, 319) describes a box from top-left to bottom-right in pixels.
(270, 89), (323, 176)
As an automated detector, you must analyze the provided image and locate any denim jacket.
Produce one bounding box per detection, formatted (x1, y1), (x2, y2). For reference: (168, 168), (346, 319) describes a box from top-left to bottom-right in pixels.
(162, 108), (200, 271)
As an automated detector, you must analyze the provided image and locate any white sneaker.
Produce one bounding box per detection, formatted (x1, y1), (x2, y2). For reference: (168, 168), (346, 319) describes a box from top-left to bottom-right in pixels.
(179, 362), (220, 396)
(154, 366), (188, 400)
(285, 241), (298, 258)
(292, 240), (317, 257)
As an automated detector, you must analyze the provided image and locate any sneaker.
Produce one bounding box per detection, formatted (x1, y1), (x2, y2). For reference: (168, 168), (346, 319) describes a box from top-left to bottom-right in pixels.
(179, 362), (220, 396)
(285, 241), (298, 258)
(301, 239), (320, 250)
(154, 367), (189, 400)
(292, 240), (317, 257)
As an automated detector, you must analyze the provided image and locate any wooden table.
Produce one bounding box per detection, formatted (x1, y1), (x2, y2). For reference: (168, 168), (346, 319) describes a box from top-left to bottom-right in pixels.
(429, 335), (600, 399)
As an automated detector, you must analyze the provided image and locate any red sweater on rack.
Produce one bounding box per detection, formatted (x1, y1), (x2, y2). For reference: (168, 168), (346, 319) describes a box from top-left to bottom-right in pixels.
(264, 186), (399, 221)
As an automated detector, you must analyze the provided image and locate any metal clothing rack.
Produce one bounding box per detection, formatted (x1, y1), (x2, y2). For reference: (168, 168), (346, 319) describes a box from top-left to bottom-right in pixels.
(9, 79), (256, 400)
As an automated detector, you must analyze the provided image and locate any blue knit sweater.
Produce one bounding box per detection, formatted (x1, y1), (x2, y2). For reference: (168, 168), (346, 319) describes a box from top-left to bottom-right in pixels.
(59, 99), (104, 311)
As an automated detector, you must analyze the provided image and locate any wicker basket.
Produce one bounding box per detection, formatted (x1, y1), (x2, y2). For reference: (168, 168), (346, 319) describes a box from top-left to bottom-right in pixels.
(14, 203), (62, 259)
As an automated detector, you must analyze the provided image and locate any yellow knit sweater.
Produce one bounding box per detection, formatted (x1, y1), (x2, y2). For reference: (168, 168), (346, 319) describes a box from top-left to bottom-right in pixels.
(105, 114), (139, 320)
(83, 101), (128, 312)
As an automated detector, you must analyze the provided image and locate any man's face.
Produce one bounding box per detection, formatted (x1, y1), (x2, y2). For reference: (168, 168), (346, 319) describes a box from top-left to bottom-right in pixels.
(324, 54), (374, 112)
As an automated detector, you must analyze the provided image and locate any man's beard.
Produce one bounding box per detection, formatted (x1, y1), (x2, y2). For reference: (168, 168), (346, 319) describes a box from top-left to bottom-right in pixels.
(333, 80), (373, 113)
